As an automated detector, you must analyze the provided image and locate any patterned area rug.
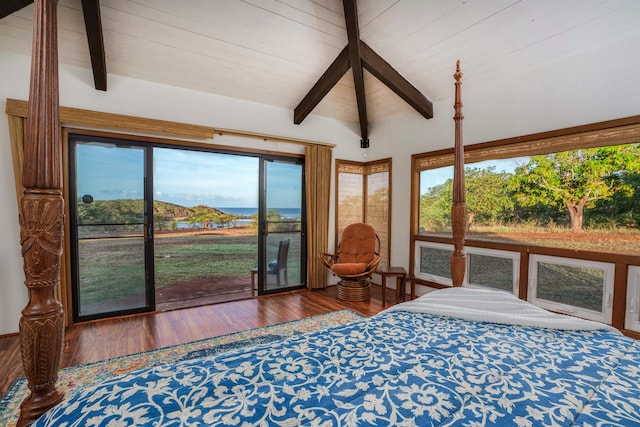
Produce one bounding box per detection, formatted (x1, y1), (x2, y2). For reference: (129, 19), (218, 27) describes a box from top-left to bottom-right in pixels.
(0, 309), (364, 427)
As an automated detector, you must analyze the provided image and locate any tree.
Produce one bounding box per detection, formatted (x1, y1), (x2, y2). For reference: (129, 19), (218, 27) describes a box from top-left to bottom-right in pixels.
(419, 166), (513, 231)
(588, 171), (640, 228)
(419, 180), (452, 232)
(465, 167), (514, 228)
(509, 144), (640, 233)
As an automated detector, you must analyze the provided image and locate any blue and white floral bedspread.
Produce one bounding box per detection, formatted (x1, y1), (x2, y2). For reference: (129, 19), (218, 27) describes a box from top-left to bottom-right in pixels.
(35, 307), (640, 426)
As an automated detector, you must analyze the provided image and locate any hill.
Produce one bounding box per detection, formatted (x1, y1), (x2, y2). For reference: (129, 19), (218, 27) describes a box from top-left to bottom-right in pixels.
(76, 199), (211, 224)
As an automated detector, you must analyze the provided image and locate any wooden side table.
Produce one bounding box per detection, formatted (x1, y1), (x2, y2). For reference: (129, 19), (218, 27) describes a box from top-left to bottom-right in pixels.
(405, 275), (416, 301)
(379, 266), (407, 307)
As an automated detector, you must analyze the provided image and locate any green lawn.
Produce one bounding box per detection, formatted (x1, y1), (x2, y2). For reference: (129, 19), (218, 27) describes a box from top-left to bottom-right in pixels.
(154, 235), (258, 287)
(77, 233), (302, 310)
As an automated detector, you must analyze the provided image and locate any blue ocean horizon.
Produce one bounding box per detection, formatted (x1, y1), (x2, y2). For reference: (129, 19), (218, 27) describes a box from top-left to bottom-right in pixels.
(218, 207), (301, 219)
(174, 207), (300, 229)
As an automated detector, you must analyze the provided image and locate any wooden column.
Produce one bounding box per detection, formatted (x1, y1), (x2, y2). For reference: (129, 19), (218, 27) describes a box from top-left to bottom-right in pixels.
(450, 60), (466, 287)
(17, 0), (65, 425)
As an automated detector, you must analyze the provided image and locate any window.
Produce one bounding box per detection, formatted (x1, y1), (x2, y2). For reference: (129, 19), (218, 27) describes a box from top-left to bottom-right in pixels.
(417, 149), (639, 254)
(413, 241), (519, 293)
(529, 255), (614, 323)
(467, 247), (519, 294)
(414, 241), (452, 286)
(336, 159), (391, 269)
(411, 116), (640, 330)
(626, 266), (640, 332)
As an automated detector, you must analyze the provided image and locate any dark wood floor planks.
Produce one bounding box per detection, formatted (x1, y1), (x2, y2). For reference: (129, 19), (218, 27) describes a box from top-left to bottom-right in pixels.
(0, 285), (395, 397)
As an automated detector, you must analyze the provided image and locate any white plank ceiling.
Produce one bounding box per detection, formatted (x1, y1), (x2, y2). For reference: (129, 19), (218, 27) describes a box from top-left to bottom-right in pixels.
(1, 0), (640, 124)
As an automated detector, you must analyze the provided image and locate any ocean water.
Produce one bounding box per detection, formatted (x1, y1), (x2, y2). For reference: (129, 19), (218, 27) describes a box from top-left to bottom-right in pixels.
(219, 207), (301, 219)
(174, 207), (301, 229)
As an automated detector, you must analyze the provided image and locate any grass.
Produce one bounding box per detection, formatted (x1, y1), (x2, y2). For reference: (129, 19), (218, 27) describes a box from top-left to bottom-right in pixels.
(78, 238), (147, 314)
(468, 254), (514, 292)
(537, 263), (603, 311)
(154, 235), (257, 286)
(79, 225), (634, 314)
(77, 232), (302, 311)
(468, 225), (640, 256)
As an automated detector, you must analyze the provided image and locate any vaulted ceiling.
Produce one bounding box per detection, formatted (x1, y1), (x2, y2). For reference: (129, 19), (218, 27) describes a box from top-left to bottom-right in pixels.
(1, 0), (640, 137)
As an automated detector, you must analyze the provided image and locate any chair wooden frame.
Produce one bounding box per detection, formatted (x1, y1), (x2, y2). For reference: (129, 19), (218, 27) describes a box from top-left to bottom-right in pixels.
(320, 222), (381, 301)
(320, 233), (381, 281)
(320, 225), (380, 301)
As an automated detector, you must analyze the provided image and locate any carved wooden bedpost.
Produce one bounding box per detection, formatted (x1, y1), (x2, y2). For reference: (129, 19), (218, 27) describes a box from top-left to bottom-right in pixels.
(450, 60), (466, 287)
(17, 0), (65, 425)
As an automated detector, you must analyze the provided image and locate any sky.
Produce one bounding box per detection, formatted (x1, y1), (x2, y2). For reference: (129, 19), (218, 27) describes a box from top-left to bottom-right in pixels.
(77, 141), (523, 206)
(419, 157), (529, 194)
(154, 148), (260, 208)
(76, 143), (302, 209)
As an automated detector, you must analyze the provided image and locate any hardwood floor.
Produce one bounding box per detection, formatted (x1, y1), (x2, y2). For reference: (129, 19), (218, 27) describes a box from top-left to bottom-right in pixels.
(0, 285), (396, 398)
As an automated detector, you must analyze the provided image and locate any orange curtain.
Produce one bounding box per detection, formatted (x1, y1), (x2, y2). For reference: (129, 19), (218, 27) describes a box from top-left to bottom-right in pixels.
(305, 144), (332, 289)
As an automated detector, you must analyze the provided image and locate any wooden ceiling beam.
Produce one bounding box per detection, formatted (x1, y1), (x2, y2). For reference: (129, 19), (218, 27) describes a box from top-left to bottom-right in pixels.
(294, 46), (350, 125)
(294, 0), (433, 135)
(0, 0), (33, 19)
(81, 0), (107, 91)
(360, 40), (433, 119)
(343, 0), (368, 142)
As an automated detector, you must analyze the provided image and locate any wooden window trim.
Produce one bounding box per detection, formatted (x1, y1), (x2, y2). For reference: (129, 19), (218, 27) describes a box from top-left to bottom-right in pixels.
(409, 115), (640, 336)
(5, 98), (336, 148)
(335, 158), (392, 269)
(414, 114), (640, 172)
(411, 114), (640, 238)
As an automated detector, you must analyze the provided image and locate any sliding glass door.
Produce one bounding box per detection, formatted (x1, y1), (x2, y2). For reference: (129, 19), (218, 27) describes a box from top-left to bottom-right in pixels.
(69, 134), (306, 321)
(70, 138), (154, 321)
(257, 159), (306, 295)
(152, 148), (259, 309)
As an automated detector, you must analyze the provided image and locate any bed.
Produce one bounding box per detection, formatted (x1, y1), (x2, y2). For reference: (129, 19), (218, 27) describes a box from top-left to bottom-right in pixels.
(33, 287), (640, 426)
(16, 12), (640, 423)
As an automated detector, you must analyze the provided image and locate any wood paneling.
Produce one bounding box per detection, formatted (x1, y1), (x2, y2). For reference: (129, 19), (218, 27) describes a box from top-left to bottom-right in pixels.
(3, 1), (637, 124)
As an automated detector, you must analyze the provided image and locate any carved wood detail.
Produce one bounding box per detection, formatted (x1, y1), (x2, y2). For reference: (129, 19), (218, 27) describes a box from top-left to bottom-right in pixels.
(450, 60), (466, 287)
(17, 0), (65, 425)
(450, 201), (467, 287)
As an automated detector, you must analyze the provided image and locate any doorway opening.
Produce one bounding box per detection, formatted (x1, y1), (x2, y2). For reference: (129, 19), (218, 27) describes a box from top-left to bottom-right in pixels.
(69, 134), (306, 322)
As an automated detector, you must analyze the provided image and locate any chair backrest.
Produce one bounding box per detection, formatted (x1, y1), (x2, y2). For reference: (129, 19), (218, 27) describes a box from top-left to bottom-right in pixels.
(337, 223), (377, 264)
(277, 239), (290, 269)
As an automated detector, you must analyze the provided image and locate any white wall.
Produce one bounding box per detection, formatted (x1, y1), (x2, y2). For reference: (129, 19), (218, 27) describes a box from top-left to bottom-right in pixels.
(2, 30), (640, 333)
(0, 51), (363, 335)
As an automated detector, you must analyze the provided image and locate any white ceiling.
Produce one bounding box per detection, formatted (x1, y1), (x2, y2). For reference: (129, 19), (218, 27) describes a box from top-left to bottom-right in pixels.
(1, 0), (640, 125)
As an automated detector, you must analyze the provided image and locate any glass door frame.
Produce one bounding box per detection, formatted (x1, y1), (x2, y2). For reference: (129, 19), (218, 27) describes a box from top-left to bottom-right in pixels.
(256, 156), (307, 295)
(68, 131), (307, 321)
(68, 135), (155, 322)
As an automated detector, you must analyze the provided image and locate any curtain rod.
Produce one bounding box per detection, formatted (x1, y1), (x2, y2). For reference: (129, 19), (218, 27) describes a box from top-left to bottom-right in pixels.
(5, 98), (335, 148)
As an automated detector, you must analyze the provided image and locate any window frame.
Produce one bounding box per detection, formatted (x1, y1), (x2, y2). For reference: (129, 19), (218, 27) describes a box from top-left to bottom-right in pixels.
(410, 115), (640, 334)
(335, 158), (392, 270)
(528, 254), (614, 324)
(626, 266), (640, 332)
(466, 247), (520, 295)
(413, 240), (520, 294)
(413, 241), (454, 286)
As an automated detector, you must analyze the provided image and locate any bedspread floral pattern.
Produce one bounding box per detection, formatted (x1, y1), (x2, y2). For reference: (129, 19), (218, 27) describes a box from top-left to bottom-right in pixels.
(35, 311), (640, 426)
